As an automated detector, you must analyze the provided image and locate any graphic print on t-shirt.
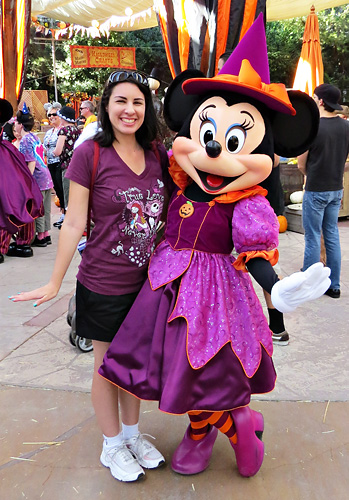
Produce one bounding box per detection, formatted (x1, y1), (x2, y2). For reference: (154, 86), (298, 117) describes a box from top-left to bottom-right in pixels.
(111, 178), (165, 267)
(34, 140), (46, 168)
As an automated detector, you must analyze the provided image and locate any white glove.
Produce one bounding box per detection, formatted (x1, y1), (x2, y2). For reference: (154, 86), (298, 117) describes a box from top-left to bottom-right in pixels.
(271, 262), (331, 313)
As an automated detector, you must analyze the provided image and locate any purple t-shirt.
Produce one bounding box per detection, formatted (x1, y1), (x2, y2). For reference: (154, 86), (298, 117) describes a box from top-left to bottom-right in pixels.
(66, 140), (167, 295)
(19, 132), (53, 191)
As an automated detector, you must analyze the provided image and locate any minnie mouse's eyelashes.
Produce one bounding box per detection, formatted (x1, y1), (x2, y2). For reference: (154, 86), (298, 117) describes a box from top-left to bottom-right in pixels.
(198, 109), (211, 124)
(240, 117), (254, 131)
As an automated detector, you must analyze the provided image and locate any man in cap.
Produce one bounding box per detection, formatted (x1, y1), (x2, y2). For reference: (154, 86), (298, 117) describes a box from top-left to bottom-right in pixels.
(298, 83), (349, 298)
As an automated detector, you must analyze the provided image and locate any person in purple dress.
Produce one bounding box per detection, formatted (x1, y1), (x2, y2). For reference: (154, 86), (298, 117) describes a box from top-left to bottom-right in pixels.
(0, 99), (43, 262)
(10, 71), (171, 482)
(98, 16), (330, 479)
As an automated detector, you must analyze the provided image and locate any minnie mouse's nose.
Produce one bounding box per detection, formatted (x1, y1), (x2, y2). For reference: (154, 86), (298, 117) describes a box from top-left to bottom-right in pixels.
(205, 140), (222, 158)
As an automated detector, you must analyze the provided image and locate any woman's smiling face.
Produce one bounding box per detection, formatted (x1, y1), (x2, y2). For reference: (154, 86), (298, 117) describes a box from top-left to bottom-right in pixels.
(107, 82), (146, 139)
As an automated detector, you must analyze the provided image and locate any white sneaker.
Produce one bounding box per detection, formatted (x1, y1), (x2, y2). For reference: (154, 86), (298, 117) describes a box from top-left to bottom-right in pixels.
(100, 443), (145, 482)
(125, 433), (165, 469)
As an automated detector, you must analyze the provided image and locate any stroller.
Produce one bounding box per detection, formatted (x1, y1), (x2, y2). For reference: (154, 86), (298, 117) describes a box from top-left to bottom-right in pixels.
(67, 293), (93, 353)
(66, 236), (93, 353)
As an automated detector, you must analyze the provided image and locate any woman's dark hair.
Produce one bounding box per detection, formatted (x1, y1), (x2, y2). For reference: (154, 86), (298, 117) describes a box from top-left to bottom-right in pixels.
(219, 50), (233, 64)
(16, 110), (34, 132)
(94, 76), (160, 149)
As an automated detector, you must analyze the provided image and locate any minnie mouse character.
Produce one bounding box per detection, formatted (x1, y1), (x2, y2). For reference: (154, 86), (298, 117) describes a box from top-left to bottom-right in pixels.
(99, 16), (330, 478)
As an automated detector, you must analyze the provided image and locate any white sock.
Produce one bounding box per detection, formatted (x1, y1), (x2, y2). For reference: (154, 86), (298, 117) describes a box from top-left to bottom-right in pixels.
(103, 431), (124, 450)
(122, 423), (139, 440)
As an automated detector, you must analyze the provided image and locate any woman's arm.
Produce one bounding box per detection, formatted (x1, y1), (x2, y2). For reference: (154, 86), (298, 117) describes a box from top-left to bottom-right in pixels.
(297, 151), (308, 175)
(10, 181), (89, 306)
(27, 161), (35, 174)
(53, 134), (66, 157)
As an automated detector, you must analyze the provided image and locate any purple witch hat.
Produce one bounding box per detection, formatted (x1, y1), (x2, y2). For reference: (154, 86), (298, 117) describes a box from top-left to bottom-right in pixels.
(218, 13), (270, 83)
(182, 14), (295, 115)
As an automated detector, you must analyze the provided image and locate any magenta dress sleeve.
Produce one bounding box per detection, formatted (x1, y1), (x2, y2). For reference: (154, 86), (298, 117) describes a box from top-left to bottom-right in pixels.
(232, 195), (279, 270)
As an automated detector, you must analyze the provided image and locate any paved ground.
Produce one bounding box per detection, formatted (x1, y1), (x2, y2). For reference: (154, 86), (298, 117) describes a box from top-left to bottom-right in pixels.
(0, 201), (348, 500)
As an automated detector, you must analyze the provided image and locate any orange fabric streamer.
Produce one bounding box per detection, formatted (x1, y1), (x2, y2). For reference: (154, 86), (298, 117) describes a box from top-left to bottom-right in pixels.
(239, 0), (258, 42)
(215, 0), (232, 72)
(178, 0), (190, 71)
(157, 3), (177, 78)
(16, 0), (26, 98)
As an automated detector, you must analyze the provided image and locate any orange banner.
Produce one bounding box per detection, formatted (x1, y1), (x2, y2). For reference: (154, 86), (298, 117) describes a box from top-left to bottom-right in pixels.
(70, 46), (136, 69)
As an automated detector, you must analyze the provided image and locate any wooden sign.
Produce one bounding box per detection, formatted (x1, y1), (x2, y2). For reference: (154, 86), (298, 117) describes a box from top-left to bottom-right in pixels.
(70, 46), (136, 69)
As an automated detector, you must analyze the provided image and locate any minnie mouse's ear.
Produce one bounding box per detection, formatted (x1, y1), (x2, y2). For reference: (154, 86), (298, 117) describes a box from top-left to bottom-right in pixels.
(164, 69), (205, 132)
(272, 90), (319, 158)
(0, 98), (13, 125)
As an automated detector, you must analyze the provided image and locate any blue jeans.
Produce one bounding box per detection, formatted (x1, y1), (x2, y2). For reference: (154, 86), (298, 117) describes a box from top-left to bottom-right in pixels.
(302, 190), (343, 289)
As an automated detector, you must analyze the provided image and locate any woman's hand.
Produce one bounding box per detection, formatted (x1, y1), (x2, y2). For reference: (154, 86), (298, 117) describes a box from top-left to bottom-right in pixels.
(9, 282), (60, 307)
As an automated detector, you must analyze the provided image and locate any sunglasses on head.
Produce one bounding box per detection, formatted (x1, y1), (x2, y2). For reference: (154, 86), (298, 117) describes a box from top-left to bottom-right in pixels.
(108, 70), (149, 86)
(47, 113), (57, 118)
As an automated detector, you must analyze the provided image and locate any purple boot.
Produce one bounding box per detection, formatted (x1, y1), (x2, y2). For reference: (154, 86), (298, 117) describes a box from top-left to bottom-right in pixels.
(230, 406), (264, 477)
(171, 424), (218, 475)
(251, 409), (264, 437)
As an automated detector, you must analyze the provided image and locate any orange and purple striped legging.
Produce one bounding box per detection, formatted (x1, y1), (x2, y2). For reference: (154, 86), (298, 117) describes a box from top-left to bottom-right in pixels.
(189, 410), (237, 444)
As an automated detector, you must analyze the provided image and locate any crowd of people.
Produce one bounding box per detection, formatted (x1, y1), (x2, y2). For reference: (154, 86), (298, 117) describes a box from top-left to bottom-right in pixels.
(1, 20), (348, 486)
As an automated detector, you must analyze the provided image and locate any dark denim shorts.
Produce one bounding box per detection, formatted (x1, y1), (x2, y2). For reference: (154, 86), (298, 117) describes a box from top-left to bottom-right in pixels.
(76, 280), (139, 343)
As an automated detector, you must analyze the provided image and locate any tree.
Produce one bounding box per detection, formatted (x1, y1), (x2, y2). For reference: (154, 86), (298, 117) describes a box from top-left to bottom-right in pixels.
(266, 6), (349, 99)
(266, 17), (304, 86)
(26, 25), (171, 102)
(26, 6), (349, 103)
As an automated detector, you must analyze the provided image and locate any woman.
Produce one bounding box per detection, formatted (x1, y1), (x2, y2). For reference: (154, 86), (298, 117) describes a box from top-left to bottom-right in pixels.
(43, 103), (65, 232)
(10, 71), (171, 482)
(11, 120), (22, 149)
(14, 107), (53, 249)
(53, 106), (80, 224)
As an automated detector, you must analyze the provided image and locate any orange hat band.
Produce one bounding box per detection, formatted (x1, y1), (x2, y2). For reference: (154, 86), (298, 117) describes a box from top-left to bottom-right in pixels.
(183, 59), (296, 116)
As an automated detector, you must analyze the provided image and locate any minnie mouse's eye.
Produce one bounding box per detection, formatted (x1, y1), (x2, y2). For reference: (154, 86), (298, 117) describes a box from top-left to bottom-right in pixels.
(199, 122), (216, 147)
(225, 127), (246, 154)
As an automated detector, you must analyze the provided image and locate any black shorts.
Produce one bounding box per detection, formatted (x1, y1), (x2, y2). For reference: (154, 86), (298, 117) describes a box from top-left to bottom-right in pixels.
(75, 280), (139, 343)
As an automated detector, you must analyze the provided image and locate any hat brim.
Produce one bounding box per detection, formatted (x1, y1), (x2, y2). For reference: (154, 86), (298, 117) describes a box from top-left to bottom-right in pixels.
(0, 98), (14, 123)
(57, 110), (77, 123)
(323, 100), (343, 111)
(183, 77), (296, 116)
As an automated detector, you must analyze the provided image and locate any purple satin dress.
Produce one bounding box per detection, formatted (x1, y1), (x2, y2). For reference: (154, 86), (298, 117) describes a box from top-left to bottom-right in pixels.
(99, 190), (279, 414)
(0, 134), (44, 233)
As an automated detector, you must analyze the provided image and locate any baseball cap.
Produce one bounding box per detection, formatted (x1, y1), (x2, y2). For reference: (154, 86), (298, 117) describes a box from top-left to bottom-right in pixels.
(314, 83), (343, 111)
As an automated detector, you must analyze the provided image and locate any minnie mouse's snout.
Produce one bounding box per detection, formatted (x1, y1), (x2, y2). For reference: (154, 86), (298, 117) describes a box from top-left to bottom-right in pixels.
(205, 140), (222, 158)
